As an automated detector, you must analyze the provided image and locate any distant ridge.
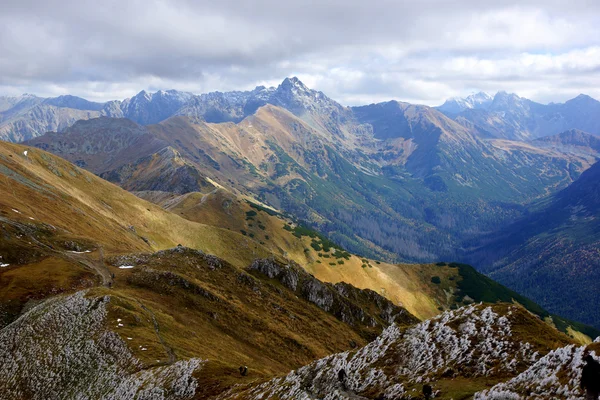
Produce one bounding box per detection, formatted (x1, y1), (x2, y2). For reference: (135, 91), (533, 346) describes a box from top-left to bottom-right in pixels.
(2, 78), (600, 142)
(437, 91), (600, 140)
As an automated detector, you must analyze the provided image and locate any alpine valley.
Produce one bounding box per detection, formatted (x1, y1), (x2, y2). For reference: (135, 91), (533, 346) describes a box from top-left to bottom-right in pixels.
(1, 77), (600, 399)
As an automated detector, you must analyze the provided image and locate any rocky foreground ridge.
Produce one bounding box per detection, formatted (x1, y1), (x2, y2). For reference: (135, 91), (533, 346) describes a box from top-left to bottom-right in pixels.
(0, 247), (597, 399)
(225, 304), (597, 399)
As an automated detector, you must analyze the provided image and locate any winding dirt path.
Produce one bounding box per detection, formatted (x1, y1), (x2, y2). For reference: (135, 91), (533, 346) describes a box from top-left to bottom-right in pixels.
(64, 247), (112, 286)
(137, 300), (177, 365)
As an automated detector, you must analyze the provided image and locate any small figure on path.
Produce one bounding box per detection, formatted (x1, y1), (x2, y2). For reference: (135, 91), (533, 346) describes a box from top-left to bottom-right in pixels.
(423, 383), (433, 400)
(337, 368), (347, 390)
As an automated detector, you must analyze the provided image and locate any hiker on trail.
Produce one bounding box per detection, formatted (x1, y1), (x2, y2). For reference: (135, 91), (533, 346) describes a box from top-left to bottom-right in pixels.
(423, 383), (433, 400)
(581, 353), (600, 399)
(239, 366), (248, 376)
(337, 368), (347, 390)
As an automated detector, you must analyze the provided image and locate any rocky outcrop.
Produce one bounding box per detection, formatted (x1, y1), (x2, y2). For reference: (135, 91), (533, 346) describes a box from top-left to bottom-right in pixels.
(229, 304), (570, 400)
(0, 291), (204, 400)
(109, 246), (223, 271)
(476, 345), (598, 399)
(248, 259), (418, 333)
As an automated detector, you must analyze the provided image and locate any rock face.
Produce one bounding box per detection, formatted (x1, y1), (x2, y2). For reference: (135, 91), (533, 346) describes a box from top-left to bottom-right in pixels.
(0, 77), (350, 141)
(248, 259), (419, 335)
(177, 85), (275, 123)
(121, 90), (193, 125)
(227, 303), (574, 399)
(0, 104), (120, 143)
(4, 83), (600, 142)
(0, 291), (204, 400)
(0, 94), (126, 142)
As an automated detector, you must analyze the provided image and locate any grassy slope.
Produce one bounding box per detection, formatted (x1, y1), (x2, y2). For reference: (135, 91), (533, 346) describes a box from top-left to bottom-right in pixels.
(0, 141), (423, 396)
(0, 139), (595, 398)
(137, 186), (598, 342)
(0, 141), (278, 326)
(137, 188), (461, 321)
(0, 141), (273, 265)
(100, 251), (369, 387)
(2, 139), (590, 343)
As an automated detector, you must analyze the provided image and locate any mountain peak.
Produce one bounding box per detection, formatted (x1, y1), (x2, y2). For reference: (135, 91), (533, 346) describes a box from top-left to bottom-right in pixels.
(566, 93), (599, 105)
(491, 91), (524, 109)
(469, 91), (493, 101)
(493, 90), (516, 99)
(132, 90), (152, 102)
(274, 77), (319, 103)
(278, 76), (312, 93)
(437, 91), (493, 115)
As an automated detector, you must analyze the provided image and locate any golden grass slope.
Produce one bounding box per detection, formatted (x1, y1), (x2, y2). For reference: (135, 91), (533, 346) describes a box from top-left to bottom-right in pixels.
(136, 188), (463, 321)
(0, 141), (274, 267)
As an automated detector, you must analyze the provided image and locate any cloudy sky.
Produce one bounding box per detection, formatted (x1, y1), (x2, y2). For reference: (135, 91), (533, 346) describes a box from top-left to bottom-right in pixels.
(1, 0), (599, 105)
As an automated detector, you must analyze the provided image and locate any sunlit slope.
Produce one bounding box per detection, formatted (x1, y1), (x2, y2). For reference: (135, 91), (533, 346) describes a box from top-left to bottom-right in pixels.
(135, 188), (455, 320)
(1, 140), (592, 341)
(136, 187), (599, 342)
(0, 141), (272, 267)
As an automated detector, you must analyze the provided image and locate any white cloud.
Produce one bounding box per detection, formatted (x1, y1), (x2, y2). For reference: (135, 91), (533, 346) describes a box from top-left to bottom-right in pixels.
(0, 0), (599, 105)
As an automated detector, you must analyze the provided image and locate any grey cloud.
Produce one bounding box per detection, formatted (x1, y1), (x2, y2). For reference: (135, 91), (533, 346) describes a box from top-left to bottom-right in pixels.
(0, 0), (599, 105)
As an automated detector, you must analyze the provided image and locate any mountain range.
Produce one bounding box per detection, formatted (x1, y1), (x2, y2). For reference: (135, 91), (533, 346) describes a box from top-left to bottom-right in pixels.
(437, 91), (600, 140)
(4, 78), (600, 143)
(12, 77), (600, 330)
(1, 137), (598, 399)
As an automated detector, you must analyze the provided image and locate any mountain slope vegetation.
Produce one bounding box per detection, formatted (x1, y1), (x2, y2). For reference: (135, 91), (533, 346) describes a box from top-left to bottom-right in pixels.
(465, 160), (600, 328)
(20, 79), (600, 334)
(1, 128), (599, 399)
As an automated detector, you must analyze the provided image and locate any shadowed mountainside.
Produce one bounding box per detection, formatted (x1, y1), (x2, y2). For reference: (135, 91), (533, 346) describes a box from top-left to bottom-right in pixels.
(465, 160), (600, 328)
